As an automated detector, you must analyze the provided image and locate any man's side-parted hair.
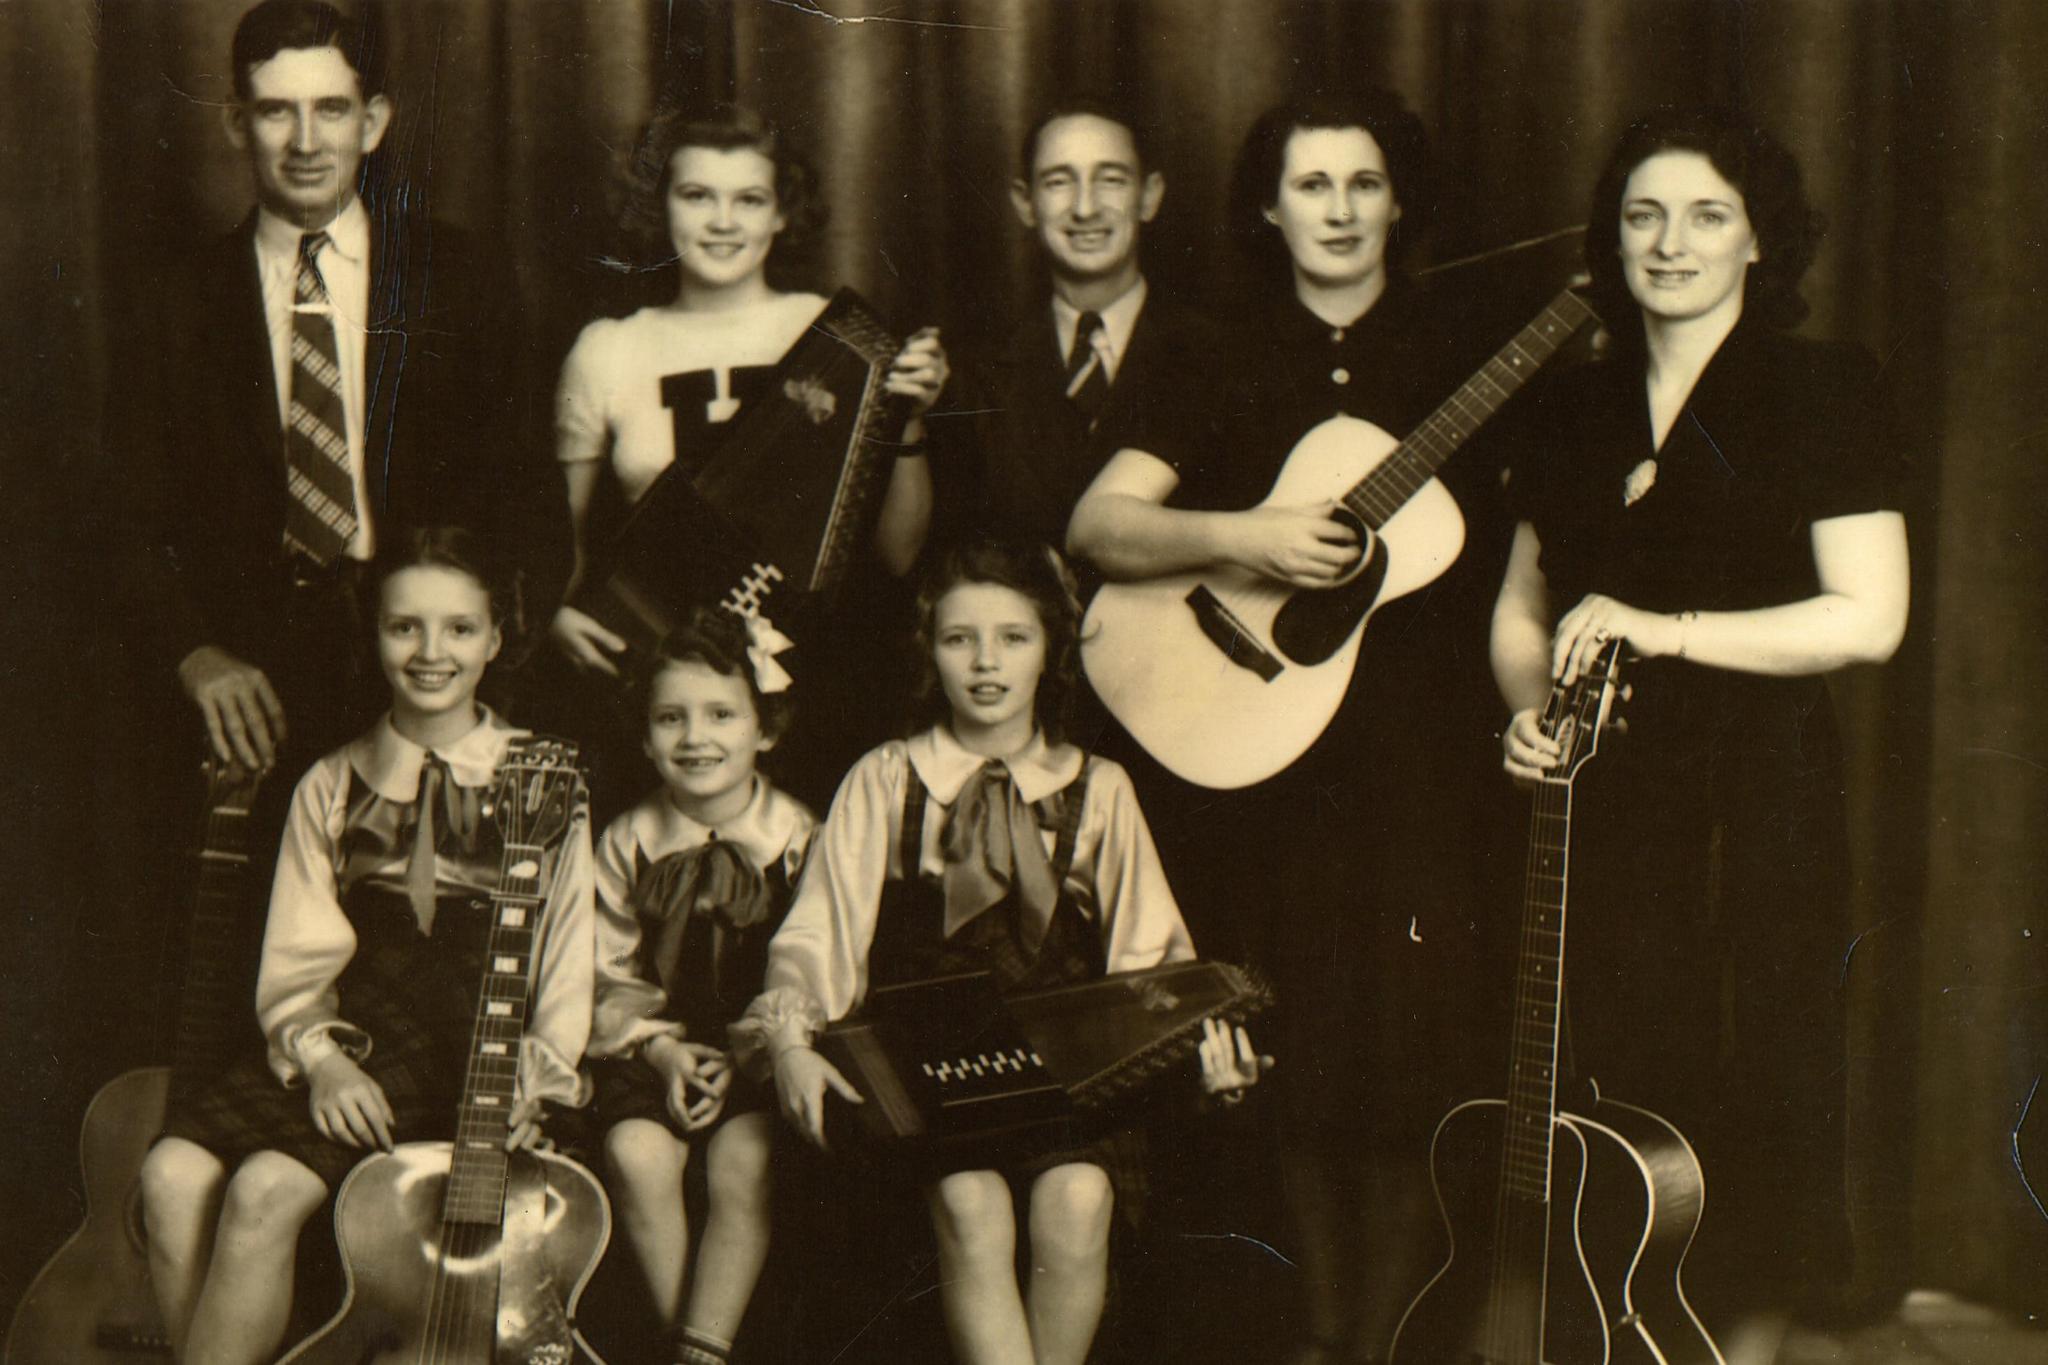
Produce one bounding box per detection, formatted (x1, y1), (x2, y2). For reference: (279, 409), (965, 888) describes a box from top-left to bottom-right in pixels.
(1018, 95), (1154, 180)
(231, 0), (386, 99)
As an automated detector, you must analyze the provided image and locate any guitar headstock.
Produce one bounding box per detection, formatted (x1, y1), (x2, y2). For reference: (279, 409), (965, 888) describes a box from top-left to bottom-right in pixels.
(485, 739), (587, 852)
(1538, 640), (1623, 787)
(201, 755), (264, 815)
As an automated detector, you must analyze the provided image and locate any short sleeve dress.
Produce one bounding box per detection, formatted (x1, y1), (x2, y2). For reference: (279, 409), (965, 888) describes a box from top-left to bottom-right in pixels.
(1512, 316), (1903, 1312)
(1101, 283), (1520, 1154)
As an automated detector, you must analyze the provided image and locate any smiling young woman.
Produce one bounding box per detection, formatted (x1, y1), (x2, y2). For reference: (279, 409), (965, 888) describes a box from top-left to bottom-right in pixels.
(1491, 107), (1909, 1364)
(539, 103), (951, 816)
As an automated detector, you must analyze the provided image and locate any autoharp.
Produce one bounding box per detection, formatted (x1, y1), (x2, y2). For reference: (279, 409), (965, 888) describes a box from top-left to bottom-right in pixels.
(573, 287), (902, 656)
(818, 961), (1271, 1148)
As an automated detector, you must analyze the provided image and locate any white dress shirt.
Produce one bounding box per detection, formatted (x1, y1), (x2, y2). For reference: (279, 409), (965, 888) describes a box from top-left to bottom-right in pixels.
(1052, 275), (1148, 386)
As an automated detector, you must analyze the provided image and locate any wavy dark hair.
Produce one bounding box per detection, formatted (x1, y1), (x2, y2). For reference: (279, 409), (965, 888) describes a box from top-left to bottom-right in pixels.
(910, 540), (1084, 746)
(366, 524), (524, 661)
(1584, 107), (1824, 336)
(231, 0), (385, 98)
(1228, 86), (1433, 284)
(633, 605), (795, 742)
(1018, 94), (1154, 177)
(619, 102), (826, 277)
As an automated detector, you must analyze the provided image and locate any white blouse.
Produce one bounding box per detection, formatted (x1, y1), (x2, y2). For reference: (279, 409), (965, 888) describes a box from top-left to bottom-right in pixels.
(256, 709), (596, 1108)
(734, 726), (1195, 1066)
(554, 291), (831, 504)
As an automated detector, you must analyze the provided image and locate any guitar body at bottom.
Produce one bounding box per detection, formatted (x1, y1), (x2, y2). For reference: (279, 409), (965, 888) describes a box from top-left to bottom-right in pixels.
(281, 1143), (610, 1365)
(1391, 1096), (1724, 1365)
(1082, 414), (1465, 791)
(4, 1068), (173, 1362)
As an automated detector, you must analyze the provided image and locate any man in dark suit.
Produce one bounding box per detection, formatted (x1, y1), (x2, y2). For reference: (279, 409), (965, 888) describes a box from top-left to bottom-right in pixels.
(116, 0), (561, 780)
(935, 97), (1222, 554)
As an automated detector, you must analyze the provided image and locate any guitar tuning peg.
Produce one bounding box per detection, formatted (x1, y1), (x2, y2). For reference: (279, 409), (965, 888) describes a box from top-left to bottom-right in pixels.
(1619, 682), (1634, 703)
(1609, 716), (1630, 735)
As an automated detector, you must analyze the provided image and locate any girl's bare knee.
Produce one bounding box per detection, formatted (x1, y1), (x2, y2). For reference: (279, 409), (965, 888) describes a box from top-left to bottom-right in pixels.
(1029, 1164), (1113, 1259)
(929, 1169), (1017, 1261)
(219, 1151), (327, 1235)
(706, 1116), (773, 1210)
(604, 1118), (687, 1194)
(140, 1139), (225, 1229)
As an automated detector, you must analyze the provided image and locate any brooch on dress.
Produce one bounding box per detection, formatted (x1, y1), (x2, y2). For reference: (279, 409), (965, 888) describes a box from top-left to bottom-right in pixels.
(1623, 458), (1658, 507)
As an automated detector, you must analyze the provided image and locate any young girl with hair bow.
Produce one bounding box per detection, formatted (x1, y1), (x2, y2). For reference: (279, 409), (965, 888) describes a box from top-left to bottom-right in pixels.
(582, 605), (816, 1365)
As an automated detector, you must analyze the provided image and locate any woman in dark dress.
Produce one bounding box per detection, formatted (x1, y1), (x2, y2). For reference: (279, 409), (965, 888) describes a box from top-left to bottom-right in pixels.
(1070, 89), (1516, 1365)
(1493, 108), (1910, 1363)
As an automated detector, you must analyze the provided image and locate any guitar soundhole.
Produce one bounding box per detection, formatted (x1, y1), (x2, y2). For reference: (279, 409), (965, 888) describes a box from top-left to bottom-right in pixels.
(1269, 521), (1388, 667)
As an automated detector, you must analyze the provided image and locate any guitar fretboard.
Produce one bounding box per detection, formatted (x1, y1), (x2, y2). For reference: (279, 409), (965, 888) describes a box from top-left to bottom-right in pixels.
(1502, 789), (1571, 1204)
(1342, 290), (1598, 532)
(443, 852), (541, 1226)
(169, 779), (259, 1094)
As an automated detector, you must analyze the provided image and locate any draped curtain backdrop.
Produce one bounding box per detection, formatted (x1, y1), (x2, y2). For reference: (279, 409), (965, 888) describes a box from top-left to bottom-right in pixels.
(3, 0), (2041, 1322)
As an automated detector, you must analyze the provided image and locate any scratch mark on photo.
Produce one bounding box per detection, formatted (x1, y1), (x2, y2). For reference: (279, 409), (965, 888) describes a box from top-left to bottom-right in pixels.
(1178, 1231), (1297, 1267)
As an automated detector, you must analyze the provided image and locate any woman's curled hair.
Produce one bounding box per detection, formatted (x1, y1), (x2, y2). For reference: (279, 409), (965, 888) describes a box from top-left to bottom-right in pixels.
(1583, 106), (1824, 335)
(1228, 85), (1434, 281)
(620, 102), (827, 272)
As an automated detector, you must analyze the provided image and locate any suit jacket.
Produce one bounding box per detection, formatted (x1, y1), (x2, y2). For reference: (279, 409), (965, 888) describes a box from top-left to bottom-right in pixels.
(932, 290), (1226, 552)
(112, 206), (567, 687)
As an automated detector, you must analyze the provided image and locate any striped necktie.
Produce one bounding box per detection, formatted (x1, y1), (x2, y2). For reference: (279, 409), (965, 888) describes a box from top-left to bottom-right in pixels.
(282, 230), (358, 565)
(1064, 310), (1110, 422)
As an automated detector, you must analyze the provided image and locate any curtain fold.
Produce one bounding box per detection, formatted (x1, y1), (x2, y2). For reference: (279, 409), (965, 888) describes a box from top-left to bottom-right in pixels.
(3, 0), (2040, 1320)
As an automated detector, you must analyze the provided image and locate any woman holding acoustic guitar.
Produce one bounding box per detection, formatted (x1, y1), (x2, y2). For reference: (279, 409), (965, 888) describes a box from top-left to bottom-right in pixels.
(1492, 108), (1909, 1362)
(1069, 89), (1518, 1365)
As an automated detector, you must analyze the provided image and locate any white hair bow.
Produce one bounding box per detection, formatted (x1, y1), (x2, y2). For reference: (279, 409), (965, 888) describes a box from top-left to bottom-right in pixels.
(742, 613), (795, 695)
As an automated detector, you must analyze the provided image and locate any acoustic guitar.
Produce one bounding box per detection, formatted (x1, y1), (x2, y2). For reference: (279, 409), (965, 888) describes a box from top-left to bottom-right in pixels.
(1080, 289), (1598, 790)
(5, 757), (264, 1363)
(280, 740), (610, 1365)
(1389, 643), (1724, 1365)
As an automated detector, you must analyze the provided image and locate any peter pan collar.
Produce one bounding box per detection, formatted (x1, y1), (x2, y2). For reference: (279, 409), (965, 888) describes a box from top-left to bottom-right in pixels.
(628, 776), (809, 869)
(906, 725), (1084, 806)
(346, 707), (522, 801)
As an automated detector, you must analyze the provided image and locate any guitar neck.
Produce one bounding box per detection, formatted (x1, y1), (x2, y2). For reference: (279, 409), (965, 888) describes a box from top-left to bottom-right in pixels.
(1502, 781), (1572, 1205)
(442, 851), (543, 1226)
(1342, 289), (1597, 531)
(168, 776), (260, 1091)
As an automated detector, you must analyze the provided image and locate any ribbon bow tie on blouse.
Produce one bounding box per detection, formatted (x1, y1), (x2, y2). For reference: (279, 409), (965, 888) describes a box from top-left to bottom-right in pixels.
(939, 760), (1060, 950)
(405, 753), (481, 936)
(631, 840), (771, 1006)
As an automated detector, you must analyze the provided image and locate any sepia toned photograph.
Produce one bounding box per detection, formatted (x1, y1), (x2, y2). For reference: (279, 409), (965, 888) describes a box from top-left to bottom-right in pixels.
(1, 2), (2042, 1362)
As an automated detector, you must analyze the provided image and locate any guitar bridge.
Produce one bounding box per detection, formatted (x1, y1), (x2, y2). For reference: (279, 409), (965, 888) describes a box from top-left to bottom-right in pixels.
(1185, 587), (1283, 682)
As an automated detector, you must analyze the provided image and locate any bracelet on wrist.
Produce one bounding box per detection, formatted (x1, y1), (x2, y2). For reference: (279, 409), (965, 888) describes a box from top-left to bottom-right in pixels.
(1676, 610), (1699, 660)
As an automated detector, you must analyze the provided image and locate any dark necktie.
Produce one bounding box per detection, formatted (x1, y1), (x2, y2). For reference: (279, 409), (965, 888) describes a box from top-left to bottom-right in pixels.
(1064, 310), (1111, 422)
(282, 230), (358, 565)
